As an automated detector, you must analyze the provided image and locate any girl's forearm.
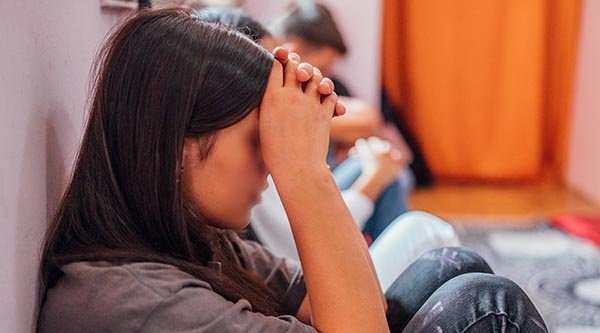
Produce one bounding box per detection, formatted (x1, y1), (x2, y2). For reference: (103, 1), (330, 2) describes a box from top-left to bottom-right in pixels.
(272, 166), (389, 332)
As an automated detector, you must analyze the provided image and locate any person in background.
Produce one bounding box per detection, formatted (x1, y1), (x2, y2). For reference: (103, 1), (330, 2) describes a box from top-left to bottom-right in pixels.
(270, 1), (414, 168)
(195, 7), (460, 288)
(196, 7), (413, 244)
(267, 1), (420, 238)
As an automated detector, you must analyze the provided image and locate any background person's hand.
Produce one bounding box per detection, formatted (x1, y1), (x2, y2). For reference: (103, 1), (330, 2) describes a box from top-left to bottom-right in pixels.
(352, 137), (406, 197)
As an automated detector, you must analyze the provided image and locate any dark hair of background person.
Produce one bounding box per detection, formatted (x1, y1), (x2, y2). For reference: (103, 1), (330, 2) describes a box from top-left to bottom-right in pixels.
(273, 1), (347, 55)
(194, 7), (270, 43)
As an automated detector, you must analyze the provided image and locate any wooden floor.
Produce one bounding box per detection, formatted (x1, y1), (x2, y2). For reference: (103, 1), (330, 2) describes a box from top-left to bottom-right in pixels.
(408, 183), (600, 225)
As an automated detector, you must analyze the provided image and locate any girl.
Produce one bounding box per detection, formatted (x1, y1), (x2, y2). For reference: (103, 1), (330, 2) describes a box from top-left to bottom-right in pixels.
(38, 8), (547, 333)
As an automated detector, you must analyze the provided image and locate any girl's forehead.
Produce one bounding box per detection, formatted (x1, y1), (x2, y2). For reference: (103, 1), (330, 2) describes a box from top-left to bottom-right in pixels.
(258, 36), (280, 52)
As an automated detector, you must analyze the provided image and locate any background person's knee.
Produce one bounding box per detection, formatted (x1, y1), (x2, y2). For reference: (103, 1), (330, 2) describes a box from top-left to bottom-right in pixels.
(395, 211), (461, 246)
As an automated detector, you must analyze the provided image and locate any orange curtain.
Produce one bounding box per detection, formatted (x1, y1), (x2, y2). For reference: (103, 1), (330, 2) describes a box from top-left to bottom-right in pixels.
(382, 0), (581, 182)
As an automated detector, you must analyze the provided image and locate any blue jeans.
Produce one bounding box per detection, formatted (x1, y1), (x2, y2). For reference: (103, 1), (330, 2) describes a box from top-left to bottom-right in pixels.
(333, 157), (411, 240)
(385, 247), (548, 332)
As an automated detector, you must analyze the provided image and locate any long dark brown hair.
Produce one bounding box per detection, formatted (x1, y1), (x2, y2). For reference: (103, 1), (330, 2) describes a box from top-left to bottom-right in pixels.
(39, 8), (281, 316)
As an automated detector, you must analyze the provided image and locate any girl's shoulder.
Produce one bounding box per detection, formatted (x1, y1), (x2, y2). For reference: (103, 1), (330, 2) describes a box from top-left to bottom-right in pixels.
(38, 261), (211, 332)
(38, 261), (314, 333)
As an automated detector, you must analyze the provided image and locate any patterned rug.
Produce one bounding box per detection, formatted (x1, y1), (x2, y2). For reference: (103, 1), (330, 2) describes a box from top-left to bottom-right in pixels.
(454, 222), (600, 333)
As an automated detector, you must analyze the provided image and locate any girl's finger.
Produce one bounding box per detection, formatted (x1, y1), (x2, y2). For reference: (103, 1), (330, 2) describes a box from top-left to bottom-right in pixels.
(273, 46), (289, 65)
(265, 60), (284, 90)
(334, 102), (346, 117)
(296, 62), (314, 83)
(284, 58), (302, 89)
(321, 91), (338, 118)
(288, 52), (301, 62)
(318, 77), (335, 96)
(305, 67), (323, 95)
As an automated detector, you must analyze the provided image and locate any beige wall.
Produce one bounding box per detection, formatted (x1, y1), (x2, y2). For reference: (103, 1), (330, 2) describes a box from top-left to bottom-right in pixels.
(567, 0), (600, 205)
(0, 2), (126, 331)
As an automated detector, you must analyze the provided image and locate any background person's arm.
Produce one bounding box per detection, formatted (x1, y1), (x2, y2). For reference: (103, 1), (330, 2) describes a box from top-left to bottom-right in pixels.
(330, 96), (383, 145)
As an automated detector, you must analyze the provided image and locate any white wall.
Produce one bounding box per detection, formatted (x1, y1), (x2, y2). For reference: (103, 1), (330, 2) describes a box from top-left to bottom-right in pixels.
(0, 1), (126, 331)
(242, 0), (382, 107)
(567, 0), (600, 205)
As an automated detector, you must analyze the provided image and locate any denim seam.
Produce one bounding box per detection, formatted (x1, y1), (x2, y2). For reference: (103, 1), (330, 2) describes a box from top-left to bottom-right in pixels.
(459, 311), (521, 333)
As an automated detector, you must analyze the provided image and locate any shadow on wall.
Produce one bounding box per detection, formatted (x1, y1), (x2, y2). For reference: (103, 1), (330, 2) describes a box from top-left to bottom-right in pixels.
(7, 2), (126, 331)
(14, 107), (75, 332)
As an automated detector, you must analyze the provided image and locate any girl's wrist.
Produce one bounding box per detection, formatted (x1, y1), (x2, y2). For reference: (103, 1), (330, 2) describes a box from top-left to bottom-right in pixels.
(270, 161), (332, 187)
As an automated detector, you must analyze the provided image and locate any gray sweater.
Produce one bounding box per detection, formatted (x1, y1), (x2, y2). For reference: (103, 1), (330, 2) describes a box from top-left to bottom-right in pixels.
(38, 237), (316, 332)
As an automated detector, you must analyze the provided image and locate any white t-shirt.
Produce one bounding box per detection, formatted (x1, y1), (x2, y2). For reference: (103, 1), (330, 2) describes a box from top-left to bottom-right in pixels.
(250, 175), (374, 261)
